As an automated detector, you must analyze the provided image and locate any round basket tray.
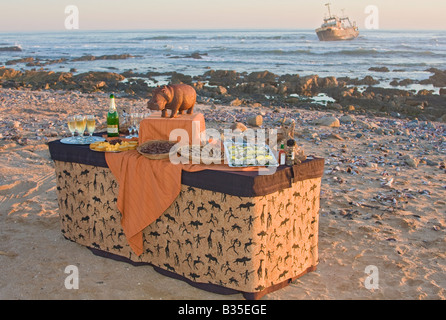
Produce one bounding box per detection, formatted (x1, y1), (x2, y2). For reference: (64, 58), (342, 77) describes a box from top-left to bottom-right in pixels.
(137, 140), (177, 160)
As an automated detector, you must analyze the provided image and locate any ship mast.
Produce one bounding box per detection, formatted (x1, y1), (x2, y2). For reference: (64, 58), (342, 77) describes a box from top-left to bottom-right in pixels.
(325, 2), (332, 18)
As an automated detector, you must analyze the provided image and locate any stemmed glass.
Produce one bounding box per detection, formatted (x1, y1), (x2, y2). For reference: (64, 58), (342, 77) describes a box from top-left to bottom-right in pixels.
(125, 111), (149, 138)
(75, 115), (86, 142)
(86, 115), (96, 142)
(133, 113), (143, 138)
(67, 116), (76, 142)
(126, 113), (136, 138)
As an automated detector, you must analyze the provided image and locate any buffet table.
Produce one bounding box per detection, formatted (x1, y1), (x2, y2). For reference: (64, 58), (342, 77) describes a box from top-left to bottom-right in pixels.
(48, 116), (324, 299)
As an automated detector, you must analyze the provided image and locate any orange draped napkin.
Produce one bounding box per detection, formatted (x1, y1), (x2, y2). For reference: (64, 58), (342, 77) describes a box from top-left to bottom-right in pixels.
(105, 151), (261, 256)
(138, 112), (205, 145)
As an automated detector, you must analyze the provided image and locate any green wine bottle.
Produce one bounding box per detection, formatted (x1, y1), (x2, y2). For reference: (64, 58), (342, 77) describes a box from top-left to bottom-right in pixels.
(107, 94), (119, 137)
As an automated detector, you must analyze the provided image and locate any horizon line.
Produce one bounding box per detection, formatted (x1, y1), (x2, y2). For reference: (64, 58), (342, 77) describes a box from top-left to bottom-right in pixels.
(1, 27), (445, 34)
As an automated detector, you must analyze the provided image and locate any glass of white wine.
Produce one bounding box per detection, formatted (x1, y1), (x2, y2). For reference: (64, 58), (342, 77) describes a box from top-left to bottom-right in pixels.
(75, 115), (86, 142)
(86, 115), (96, 142)
(67, 116), (76, 142)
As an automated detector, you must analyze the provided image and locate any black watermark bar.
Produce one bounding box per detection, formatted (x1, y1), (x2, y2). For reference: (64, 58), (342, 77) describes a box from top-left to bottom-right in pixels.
(2, 300), (435, 319)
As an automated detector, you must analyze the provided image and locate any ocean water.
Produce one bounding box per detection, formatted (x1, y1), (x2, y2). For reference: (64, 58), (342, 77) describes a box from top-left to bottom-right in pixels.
(1, 29), (446, 89)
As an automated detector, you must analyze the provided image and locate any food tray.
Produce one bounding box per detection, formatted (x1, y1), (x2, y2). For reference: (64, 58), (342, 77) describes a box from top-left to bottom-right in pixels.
(177, 144), (225, 164)
(90, 140), (138, 153)
(223, 141), (279, 167)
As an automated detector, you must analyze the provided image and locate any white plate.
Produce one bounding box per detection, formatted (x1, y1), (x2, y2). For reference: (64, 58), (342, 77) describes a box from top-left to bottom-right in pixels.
(60, 136), (106, 145)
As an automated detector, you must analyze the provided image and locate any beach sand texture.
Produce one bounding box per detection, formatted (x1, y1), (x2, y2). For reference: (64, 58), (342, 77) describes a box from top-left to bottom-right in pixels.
(0, 88), (445, 300)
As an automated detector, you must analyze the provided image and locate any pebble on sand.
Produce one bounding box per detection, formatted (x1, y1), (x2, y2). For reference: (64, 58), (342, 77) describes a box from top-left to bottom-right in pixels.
(312, 116), (340, 128)
(247, 115), (263, 127)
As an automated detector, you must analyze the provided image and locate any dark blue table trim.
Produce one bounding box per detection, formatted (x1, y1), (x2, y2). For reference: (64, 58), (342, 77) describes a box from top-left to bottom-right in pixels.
(48, 140), (324, 197)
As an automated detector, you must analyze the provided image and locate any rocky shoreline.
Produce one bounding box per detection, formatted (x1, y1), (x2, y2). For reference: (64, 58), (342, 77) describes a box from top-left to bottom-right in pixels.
(1, 64), (446, 122)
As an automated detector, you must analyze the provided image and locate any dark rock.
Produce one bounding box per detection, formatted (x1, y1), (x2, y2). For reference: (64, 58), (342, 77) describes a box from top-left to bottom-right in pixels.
(284, 74), (319, 96)
(420, 68), (446, 87)
(347, 76), (380, 86)
(6, 57), (68, 67)
(0, 68), (126, 93)
(185, 52), (208, 59)
(0, 80), (22, 89)
(95, 54), (135, 60)
(369, 66), (390, 72)
(318, 76), (338, 88)
(203, 69), (241, 86)
(279, 74), (300, 83)
(0, 46), (22, 52)
(390, 78), (414, 86)
(417, 89), (434, 96)
(45, 58), (68, 65)
(399, 78), (414, 86)
(365, 87), (412, 97)
(5, 57), (35, 66)
(72, 55), (96, 62)
(170, 72), (193, 84)
(0, 68), (23, 79)
(247, 71), (278, 84)
(72, 71), (125, 92)
(72, 54), (134, 62)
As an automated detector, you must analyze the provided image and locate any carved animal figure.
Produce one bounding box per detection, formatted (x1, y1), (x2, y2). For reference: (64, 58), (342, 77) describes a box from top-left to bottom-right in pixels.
(147, 84), (196, 118)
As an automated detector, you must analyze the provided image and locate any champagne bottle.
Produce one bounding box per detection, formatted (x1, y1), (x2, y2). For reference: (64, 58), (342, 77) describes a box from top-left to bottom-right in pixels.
(107, 94), (119, 137)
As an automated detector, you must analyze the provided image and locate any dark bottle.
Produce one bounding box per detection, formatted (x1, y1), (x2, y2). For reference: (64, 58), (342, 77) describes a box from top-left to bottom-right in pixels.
(107, 94), (119, 137)
(286, 139), (296, 166)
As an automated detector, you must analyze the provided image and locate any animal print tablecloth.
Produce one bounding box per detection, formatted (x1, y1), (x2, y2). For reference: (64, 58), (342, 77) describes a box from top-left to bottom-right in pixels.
(54, 160), (322, 299)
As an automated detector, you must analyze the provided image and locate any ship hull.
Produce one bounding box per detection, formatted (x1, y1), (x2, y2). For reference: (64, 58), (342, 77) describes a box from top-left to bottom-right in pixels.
(316, 27), (359, 41)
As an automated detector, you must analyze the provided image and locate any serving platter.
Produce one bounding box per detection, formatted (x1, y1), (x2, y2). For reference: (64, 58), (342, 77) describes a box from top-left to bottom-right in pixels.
(60, 136), (105, 145)
(89, 140), (138, 152)
(223, 142), (279, 168)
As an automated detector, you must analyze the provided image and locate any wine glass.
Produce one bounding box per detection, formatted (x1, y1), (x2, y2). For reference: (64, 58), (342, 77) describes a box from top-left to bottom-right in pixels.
(86, 115), (96, 142)
(67, 116), (76, 142)
(75, 115), (86, 142)
(126, 113), (136, 138)
(134, 113), (143, 138)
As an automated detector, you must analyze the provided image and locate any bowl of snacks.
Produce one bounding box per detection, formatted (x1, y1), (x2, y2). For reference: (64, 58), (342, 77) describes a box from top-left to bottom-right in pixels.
(137, 140), (178, 160)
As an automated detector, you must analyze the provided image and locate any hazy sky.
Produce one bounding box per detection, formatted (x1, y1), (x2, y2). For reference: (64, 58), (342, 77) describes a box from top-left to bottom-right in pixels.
(0, 0), (445, 31)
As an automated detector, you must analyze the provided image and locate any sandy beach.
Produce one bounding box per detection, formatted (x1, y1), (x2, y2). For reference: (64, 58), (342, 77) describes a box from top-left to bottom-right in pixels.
(0, 86), (445, 300)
